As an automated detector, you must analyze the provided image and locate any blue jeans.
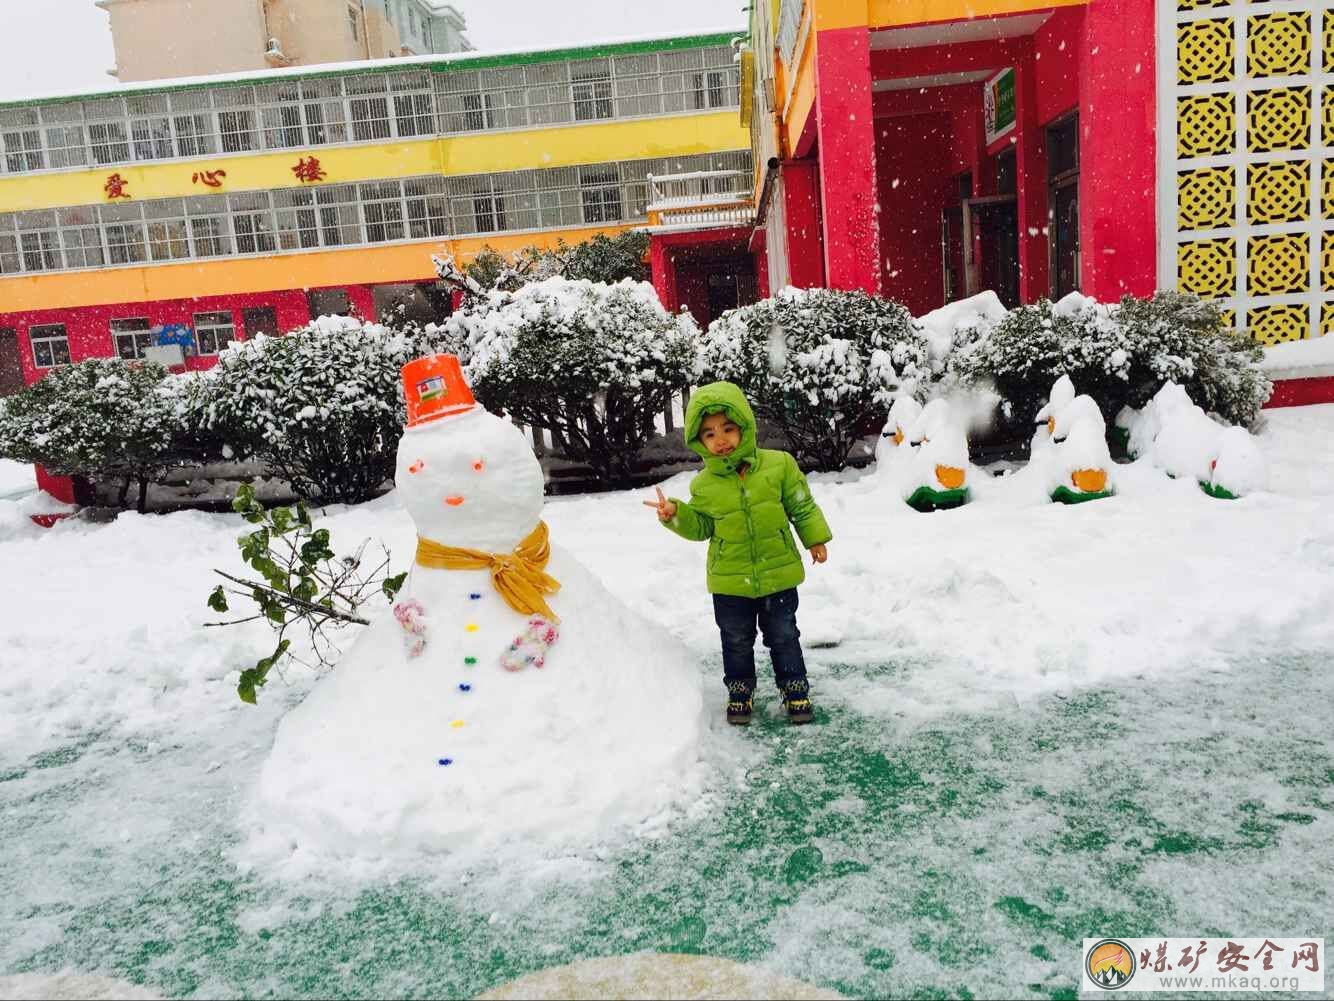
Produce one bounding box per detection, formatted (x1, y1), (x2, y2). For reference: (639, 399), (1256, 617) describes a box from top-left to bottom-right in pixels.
(712, 588), (808, 695)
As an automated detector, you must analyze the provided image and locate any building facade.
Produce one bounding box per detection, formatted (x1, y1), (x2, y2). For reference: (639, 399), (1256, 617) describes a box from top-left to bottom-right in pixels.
(0, 32), (748, 389)
(97, 0), (473, 84)
(742, 0), (1331, 351)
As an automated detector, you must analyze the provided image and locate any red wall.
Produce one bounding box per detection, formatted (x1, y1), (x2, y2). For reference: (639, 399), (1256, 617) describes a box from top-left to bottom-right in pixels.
(3, 284), (393, 389)
(1032, 9), (1082, 125)
(876, 112), (954, 315)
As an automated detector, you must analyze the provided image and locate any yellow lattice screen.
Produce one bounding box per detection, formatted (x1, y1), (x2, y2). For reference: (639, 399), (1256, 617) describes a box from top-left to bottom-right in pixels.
(1165, 2), (1330, 344)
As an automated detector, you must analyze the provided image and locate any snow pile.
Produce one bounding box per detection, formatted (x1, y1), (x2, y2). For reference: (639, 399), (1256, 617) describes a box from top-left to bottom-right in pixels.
(1260, 334), (1334, 378)
(915, 291), (1008, 369)
(252, 396), (705, 873)
(0, 458), (36, 499)
(1119, 382), (1267, 495)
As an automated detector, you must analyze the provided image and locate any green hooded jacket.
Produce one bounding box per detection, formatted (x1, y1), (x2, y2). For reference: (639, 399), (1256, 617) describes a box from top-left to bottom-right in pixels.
(664, 381), (833, 598)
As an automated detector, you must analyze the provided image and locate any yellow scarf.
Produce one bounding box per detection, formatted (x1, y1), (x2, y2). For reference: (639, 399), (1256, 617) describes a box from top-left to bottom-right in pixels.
(415, 520), (561, 621)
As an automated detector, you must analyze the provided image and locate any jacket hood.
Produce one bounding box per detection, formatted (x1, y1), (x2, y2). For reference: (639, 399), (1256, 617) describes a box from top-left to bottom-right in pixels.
(684, 381), (758, 474)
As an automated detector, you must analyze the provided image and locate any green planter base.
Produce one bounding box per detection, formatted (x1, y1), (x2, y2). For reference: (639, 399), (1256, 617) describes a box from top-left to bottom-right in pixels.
(1199, 481), (1240, 500)
(1050, 486), (1114, 505)
(906, 486), (970, 512)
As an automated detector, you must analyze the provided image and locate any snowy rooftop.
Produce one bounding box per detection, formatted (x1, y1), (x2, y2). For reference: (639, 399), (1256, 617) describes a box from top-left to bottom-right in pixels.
(0, 25), (745, 108)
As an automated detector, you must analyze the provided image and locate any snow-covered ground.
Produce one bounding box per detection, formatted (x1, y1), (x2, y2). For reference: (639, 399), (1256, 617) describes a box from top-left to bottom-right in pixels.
(2, 406), (1332, 998)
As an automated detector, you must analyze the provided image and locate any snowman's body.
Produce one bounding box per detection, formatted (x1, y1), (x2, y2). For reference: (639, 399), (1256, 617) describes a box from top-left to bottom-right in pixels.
(253, 405), (704, 862)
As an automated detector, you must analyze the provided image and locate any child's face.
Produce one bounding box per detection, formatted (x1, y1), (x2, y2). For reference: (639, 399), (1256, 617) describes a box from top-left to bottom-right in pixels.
(698, 411), (742, 457)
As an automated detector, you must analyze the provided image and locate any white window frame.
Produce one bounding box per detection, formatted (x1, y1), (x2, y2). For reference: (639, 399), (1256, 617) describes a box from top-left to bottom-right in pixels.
(110, 317), (154, 361)
(193, 311), (236, 355)
(29, 323), (70, 368)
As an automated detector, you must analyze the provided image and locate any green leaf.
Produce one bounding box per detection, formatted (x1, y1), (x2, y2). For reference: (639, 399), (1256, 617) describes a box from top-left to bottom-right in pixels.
(299, 529), (334, 566)
(265, 605), (288, 625)
(296, 503), (312, 527)
(271, 507), (292, 534)
(236, 639), (291, 705)
(382, 571), (408, 601)
(207, 585), (229, 613)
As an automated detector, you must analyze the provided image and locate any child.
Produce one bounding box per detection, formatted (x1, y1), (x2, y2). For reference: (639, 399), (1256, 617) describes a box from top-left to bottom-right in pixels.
(644, 382), (832, 726)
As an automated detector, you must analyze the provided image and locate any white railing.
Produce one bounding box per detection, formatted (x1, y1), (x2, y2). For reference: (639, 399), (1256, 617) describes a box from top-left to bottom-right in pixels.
(645, 169), (753, 232)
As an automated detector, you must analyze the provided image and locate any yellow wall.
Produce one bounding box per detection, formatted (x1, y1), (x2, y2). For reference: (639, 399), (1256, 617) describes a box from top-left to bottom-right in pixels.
(0, 112), (748, 215)
(0, 224), (636, 312)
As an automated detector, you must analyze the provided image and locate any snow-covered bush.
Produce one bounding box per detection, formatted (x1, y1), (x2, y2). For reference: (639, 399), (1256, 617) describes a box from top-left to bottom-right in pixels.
(445, 276), (700, 486)
(438, 231), (651, 302)
(701, 288), (928, 471)
(203, 316), (446, 504)
(949, 291), (1269, 433)
(0, 358), (182, 510)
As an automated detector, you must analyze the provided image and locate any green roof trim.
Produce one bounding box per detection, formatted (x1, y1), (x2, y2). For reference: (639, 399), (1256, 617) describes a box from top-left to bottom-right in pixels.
(0, 30), (744, 112)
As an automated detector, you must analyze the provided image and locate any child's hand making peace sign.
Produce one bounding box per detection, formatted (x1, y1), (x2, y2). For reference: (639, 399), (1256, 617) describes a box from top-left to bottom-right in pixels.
(642, 486), (677, 523)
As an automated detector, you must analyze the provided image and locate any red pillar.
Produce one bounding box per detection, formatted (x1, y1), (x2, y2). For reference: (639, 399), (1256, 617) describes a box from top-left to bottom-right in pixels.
(650, 236), (681, 314)
(1014, 43), (1051, 302)
(1079, 0), (1156, 299)
(814, 27), (881, 295)
(782, 159), (826, 289)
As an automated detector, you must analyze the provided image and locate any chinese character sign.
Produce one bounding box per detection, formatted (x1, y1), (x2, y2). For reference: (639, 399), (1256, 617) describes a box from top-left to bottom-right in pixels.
(104, 173), (130, 200)
(291, 157), (327, 183)
(1085, 938), (1322, 993)
(191, 169), (227, 188)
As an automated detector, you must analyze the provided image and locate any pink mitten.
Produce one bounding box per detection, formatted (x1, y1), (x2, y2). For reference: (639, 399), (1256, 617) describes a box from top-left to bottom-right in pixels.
(501, 615), (559, 672)
(393, 598), (428, 658)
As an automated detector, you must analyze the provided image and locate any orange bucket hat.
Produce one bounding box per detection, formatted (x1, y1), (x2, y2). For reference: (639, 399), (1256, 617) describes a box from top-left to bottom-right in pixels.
(401, 354), (477, 428)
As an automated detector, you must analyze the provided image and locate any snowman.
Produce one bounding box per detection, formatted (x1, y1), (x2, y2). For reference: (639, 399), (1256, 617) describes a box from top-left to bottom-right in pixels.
(900, 399), (971, 511)
(873, 396), (924, 471)
(252, 356), (704, 864)
(1048, 394), (1114, 502)
(1032, 374), (1077, 454)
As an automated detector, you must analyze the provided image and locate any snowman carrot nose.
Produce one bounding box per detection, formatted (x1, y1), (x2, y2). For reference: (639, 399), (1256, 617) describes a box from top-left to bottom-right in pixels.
(445, 496), (465, 506)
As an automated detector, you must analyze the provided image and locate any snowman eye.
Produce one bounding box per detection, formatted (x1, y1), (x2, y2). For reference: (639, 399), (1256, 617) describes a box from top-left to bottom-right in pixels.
(473, 459), (485, 472)
(408, 460), (425, 474)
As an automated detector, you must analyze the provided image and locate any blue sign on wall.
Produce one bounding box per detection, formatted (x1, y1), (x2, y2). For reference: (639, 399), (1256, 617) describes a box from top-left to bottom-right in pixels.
(153, 324), (196, 351)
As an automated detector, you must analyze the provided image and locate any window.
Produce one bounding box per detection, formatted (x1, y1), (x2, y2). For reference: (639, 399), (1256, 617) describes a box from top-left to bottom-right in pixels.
(404, 177), (448, 238)
(87, 115), (131, 165)
(360, 180), (405, 242)
(307, 288), (351, 318)
(0, 218), (19, 275)
(42, 103), (88, 170)
(472, 192), (504, 233)
(185, 196), (231, 257)
(194, 311), (235, 354)
(348, 5), (360, 41)
(692, 70), (729, 110)
(17, 210), (62, 272)
(243, 306), (278, 338)
(373, 283), (450, 325)
(579, 166), (622, 223)
(259, 83), (307, 149)
(101, 203), (147, 264)
(171, 91), (215, 157)
(111, 317), (154, 361)
(127, 94), (174, 160)
(571, 61), (613, 122)
(348, 76), (392, 141)
(394, 91), (435, 137)
(274, 188), (321, 250)
(145, 200), (190, 262)
(316, 183), (362, 246)
(2, 125), (43, 172)
(215, 88), (258, 153)
(58, 206), (104, 268)
(229, 192), (275, 254)
(30, 324), (71, 368)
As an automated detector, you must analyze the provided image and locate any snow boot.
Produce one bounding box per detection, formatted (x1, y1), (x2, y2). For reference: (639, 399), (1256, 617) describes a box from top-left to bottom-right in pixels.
(780, 679), (814, 724)
(726, 679), (754, 726)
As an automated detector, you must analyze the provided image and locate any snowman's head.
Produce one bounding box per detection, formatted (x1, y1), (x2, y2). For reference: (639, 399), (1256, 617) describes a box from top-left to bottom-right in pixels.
(395, 355), (544, 552)
(396, 408), (545, 552)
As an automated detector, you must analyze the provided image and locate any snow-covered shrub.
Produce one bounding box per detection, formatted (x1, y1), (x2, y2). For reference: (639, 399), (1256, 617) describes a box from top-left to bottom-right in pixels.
(701, 288), (928, 471)
(949, 291), (1269, 434)
(0, 358), (181, 510)
(445, 276), (700, 486)
(438, 231), (651, 302)
(203, 316), (446, 504)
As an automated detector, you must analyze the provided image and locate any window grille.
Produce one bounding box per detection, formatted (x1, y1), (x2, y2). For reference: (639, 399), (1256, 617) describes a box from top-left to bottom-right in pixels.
(194, 311), (235, 354)
(29, 323), (70, 367)
(110, 317), (154, 360)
